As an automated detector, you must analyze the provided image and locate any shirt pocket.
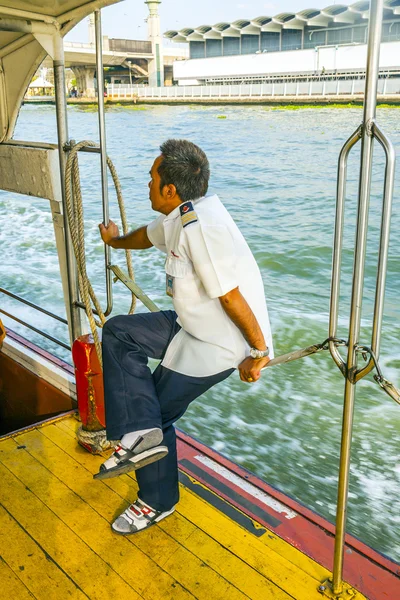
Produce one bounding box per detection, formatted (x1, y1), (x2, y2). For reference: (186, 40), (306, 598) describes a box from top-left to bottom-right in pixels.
(165, 256), (192, 278)
(165, 257), (195, 300)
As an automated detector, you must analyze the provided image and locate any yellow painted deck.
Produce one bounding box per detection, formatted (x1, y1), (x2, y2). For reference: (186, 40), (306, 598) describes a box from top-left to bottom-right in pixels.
(0, 415), (361, 600)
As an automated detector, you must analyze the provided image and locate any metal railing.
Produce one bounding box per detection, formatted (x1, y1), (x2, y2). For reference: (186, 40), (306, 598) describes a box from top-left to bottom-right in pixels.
(95, 10), (113, 318)
(106, 78), (400, 100)
(326, 0), (397, 594)
(0, 287), (71, 351)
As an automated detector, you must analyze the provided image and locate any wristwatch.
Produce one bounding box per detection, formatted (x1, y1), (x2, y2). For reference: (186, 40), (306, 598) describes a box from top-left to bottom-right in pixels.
(249, 347), (270, 359)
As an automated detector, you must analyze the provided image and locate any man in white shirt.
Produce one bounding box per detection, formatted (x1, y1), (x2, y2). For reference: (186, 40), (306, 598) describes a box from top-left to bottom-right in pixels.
(97, 139), (273, 535)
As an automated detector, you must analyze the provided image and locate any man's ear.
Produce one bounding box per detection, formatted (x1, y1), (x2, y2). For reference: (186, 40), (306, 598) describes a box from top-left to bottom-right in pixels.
(165, 183), (177, 199)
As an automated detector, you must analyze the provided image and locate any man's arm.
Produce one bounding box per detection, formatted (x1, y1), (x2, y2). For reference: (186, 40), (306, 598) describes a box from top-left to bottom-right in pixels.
(99, 220), (153, 250)
(219, 287), (270, 383)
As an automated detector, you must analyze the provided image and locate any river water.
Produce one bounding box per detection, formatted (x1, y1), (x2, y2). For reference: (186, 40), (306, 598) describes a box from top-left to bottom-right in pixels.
(1, 103), (399, 562)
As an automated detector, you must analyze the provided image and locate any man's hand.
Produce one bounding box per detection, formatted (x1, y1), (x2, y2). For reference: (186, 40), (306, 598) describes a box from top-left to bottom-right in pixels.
(218, 287), (271, 383)
(238, 355), (270, 383)
(99, 220), (120, 246)
(98, 224), (153, 250)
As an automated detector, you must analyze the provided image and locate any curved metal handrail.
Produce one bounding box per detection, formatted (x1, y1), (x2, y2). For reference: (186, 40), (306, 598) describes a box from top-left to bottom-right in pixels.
(328, 124), (363, 377)
(355, 121), (396, 382)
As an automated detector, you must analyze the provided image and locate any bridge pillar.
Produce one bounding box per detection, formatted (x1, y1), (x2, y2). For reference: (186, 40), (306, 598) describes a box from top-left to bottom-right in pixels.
(145, 0), (164, 87)
(88, 13), (95, 47)
(71, 66), (96, 98)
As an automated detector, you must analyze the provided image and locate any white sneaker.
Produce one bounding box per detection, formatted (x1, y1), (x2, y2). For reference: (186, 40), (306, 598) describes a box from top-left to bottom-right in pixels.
(93, 427), (168, 480)
(112, 498), (176, 535)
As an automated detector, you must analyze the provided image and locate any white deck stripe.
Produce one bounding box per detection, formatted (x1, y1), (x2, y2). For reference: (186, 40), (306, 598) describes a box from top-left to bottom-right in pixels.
(194, 454), (297, 520)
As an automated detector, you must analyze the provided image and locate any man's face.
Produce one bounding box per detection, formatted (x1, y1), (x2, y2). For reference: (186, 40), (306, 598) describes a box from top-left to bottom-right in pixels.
(148, 155), (170, 213)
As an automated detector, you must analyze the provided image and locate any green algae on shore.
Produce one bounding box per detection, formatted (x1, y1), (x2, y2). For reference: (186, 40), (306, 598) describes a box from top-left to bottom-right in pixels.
(75, 104), (98, 112)
(122, 105), (147, 110)
(266, 103), (400, 110)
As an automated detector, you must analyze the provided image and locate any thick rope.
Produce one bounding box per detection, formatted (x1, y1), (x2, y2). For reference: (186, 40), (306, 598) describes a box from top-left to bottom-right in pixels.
(76, 425), (118, 454)
(64, 140), (136, 365)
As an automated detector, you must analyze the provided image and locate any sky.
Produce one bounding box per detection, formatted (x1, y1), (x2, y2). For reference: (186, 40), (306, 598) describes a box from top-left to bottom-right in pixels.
(65, 0), (351, 43)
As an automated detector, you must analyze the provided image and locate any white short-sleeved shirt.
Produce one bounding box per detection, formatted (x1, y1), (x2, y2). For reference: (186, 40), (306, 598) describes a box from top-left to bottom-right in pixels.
(147, 194), (274, 377)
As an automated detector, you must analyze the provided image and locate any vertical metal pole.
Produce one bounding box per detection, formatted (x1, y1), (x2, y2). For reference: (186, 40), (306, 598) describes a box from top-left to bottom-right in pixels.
(53, 39), (82, 344)
(332, 0), (384, 594)
(94, 9), (113, 316)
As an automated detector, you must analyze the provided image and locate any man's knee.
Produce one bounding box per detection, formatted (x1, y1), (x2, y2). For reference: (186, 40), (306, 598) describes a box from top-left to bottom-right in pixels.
(103, 315), (121, 336)
(102, 314), (135, 340)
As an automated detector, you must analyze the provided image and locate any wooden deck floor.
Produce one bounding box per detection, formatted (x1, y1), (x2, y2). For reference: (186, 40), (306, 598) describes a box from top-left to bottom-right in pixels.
(0, 415), (362, 600)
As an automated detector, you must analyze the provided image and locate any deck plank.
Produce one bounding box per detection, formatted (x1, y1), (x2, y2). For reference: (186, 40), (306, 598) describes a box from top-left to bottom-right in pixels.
(0, 504), (88, 600)
(21, 425), (288, 598)
(1, 415), (365, 600)
(44, 419), (329, 599)
(12, 428), (267, 600)
(37, 426), (293, 599)
(0, 433), (250, 600)
(0, 552), (37, 600)
(55, 418), (329, 581)
(55, 419), (329, 582)
(0, 459), (146, 600)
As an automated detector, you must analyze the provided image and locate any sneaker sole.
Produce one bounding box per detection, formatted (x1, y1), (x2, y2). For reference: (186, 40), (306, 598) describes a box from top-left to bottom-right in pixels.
(93, 446), (168, 480)
(111, 506), (176, 535)
(132, 428), (164, 453)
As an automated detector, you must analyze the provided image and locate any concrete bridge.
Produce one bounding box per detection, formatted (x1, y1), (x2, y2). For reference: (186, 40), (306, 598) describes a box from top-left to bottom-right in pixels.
(42, 1), (188, 97)
(44, 40), (187, 96)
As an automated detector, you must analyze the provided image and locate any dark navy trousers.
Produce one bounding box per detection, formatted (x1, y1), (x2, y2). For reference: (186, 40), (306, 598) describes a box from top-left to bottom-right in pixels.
(102, 310), (234, 512)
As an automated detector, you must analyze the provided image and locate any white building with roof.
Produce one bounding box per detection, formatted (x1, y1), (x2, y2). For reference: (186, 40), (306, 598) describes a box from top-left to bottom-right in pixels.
(164, 1), (400, 85)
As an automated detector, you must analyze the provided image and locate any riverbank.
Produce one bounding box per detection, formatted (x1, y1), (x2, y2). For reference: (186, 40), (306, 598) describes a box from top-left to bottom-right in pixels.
(23, 94), (400, 107)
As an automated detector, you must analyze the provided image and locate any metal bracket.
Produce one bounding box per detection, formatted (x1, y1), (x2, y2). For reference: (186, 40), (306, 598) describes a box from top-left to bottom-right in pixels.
(109, 265), (160, 313)
(33, 31), (63, 61)
(366, 118), (374, 137)
(374, 374), (400, 405)
(318, 579), (359, 599)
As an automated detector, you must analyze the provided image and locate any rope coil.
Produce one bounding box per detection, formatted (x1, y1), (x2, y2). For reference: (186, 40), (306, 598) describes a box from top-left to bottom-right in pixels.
(64, 140), (136, 365)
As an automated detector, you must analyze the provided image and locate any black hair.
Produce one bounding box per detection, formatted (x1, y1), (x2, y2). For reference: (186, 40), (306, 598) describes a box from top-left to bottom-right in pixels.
(158, 139), (210, 201)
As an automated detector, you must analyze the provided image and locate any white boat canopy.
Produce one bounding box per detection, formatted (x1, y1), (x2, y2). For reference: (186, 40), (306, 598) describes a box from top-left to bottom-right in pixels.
(0, 0), (121, 142)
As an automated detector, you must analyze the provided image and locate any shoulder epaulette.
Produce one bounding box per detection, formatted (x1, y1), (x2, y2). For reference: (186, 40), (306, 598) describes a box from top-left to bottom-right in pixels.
(180, 201), (198, 229)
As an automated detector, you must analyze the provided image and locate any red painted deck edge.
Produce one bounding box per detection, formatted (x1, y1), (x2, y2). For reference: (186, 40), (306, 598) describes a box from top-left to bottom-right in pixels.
(177, 428), (399, 573)
(176, 429), (400, 600)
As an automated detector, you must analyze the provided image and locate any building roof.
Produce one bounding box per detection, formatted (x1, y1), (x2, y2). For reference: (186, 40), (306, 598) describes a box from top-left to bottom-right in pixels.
(164, 0), (400, 42)
(29, 76), (53, 88)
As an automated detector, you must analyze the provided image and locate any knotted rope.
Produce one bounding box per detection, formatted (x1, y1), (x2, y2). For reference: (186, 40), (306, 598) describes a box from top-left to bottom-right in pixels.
(64, 140), (136, 365)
